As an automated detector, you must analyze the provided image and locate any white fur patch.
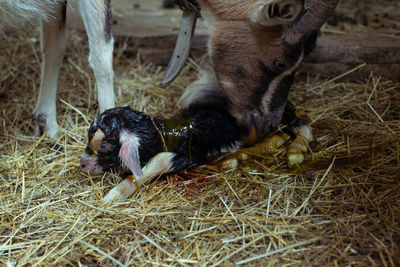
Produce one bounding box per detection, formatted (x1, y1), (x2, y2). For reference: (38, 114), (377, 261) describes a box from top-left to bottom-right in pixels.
(293, 123), (313, 142)
(119, 130), (143, 178)
(139, 152), (175, 184)
(177, 66), (219, 108)
(0, 0), (64, 28)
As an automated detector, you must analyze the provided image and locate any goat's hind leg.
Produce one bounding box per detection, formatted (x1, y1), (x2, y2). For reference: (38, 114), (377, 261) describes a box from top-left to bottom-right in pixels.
(79, 0), (115, 112)
(32, 2), (67, 138)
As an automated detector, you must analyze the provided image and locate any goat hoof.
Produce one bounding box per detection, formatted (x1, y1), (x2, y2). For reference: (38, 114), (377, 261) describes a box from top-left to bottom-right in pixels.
(220, 158), (238, 170)
(31, 112), (59, 138)
(103, 179), (135, 203)
(263, 133), (290, 153)
(288, 152), (305, 167)
(287, 136), (308, 167)
(103, 189), (119, 203)
(286, 123), (313, 167)
(239, 152), (249, 161)
(35, 114), (47, 135)
(260, 124), (313, 167)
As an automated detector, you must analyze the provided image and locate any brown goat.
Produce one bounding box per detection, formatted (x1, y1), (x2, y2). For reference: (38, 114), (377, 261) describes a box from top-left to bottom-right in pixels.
(177, 0), (338, 140)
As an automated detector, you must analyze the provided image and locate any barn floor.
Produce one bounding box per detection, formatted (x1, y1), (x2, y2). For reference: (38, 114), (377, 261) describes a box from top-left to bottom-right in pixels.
(1, 1), (399, 266)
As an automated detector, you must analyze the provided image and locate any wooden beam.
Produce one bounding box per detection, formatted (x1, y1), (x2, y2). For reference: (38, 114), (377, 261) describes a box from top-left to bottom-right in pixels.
(137, 32), (400, 80)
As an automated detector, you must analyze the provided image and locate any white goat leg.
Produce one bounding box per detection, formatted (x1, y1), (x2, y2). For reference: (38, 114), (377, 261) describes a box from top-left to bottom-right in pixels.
(79, 0), (115, 112)
(103, 152), (175, 202)
(32, 2), (66, 138)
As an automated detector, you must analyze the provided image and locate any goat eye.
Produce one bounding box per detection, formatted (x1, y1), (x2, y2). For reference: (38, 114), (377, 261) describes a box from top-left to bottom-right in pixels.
(96, 142), (114, 153)
(274, 61), (287, 70)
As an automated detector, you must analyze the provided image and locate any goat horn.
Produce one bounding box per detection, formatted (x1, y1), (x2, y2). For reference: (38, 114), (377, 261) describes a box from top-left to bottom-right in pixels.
(293, 0), (338, 34)
(160, 10), (197, 88)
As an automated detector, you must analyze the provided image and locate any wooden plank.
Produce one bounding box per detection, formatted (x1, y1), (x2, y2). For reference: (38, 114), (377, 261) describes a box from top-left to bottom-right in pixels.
(308, 33), (400, 64)
(300, 33), (400, 79)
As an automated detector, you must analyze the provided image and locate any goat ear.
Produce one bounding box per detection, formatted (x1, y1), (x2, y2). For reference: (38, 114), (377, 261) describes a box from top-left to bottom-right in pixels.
(249, 0), (302, 26)
(119, 131), (143, 178)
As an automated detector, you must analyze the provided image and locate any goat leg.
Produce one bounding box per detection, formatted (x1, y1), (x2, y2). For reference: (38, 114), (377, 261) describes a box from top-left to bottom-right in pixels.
(32, 1), (67, 138)
(79, 0), (115, 112)
(103, 152), (176, 202)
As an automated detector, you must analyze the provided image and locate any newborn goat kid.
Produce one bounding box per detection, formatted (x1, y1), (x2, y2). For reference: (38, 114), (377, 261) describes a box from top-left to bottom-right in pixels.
(81, 101), (244, 202)
(81, 97), (311, 202)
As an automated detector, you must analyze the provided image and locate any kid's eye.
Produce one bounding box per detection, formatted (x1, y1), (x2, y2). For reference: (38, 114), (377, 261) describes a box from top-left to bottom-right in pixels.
(96, 142), (115, 153)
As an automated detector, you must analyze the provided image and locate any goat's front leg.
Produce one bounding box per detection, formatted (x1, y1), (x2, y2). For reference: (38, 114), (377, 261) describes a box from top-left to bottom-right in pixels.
(32, 2), (67, 138)
(221, 101), (313, 169)
(263, 101), (313, 167)
(103, 152), (176, 202)
(79, 0), (115, 112)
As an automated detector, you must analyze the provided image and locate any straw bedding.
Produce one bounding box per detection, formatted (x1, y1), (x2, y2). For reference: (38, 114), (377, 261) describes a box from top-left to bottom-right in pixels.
(1, 2), (399, 266)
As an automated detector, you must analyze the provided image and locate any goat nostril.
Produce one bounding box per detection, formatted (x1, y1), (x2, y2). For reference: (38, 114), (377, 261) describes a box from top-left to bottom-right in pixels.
(81, 163), (86, 168)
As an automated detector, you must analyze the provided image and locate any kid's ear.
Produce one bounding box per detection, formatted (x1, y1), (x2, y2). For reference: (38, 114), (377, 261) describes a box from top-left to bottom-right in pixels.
(119, 130), (143, 178)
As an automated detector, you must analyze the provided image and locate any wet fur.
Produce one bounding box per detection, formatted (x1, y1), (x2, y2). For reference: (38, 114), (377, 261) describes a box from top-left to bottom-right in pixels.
(83, 101), (248, 175)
